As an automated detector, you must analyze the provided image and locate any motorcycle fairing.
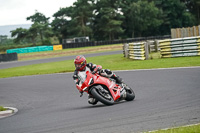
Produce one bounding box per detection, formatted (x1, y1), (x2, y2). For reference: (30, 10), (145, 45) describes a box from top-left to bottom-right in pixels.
(78, 71), (122, 101)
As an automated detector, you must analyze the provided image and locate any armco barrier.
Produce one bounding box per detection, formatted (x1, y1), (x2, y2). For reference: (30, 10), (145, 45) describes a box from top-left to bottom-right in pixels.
(159, 36), (200, 58)
(0, 53), (18, 62)
(123, 42), (149, 60)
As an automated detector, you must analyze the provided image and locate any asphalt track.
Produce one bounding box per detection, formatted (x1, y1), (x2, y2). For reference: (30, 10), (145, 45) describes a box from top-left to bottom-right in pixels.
(0, 67), (200, 133)
(0, 50), (122, 69)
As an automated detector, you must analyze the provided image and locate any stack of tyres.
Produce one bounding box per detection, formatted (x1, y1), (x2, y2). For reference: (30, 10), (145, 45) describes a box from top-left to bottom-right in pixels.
(128, 42), (146, 60)
(159, 36), (200, 58)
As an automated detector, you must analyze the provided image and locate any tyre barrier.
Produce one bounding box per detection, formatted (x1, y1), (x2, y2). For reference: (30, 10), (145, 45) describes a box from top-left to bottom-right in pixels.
(6, 46), (54, 54)
(123, 42), (149, 60)
(0, 53), (18, 62)
(159, 36), (200, 58)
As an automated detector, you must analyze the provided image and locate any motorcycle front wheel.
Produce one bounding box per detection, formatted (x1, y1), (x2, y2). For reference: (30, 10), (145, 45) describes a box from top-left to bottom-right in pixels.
(124, 84), (135, 101)
(90, 85), (114, 105)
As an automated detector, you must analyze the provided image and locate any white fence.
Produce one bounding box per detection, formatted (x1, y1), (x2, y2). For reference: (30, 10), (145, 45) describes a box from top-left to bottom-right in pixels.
(171, 26), (200, 39)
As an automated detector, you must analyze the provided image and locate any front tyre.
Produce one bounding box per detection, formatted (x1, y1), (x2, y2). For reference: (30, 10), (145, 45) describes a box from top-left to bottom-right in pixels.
(124, 84), (135, 101)
(90, 85), (114, 105)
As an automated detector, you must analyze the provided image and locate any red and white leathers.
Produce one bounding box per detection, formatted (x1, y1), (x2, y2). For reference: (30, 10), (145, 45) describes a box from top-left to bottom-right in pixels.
(73, 63), (123, 104)
(73, 63), (122, 85)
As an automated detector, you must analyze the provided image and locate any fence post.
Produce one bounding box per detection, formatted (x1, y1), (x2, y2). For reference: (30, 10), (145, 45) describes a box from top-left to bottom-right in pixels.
(187, 27), (190, 37)
(123, 43), (129, 58)
(146, 41), (151, 53)
(171, 29), (175, 39)
(193, 26), (196, 36)
(190, 27), (193, 37)
(199, 25), (200, 36)
(154, 40), (159, 52)
(144, 42), (149, 60)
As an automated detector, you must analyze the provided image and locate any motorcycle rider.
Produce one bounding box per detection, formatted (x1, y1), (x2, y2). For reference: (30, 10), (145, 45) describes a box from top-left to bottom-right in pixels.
(73, 55), (123, 105)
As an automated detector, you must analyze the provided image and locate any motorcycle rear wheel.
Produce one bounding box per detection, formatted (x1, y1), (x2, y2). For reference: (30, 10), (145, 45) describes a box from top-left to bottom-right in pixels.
(90, 86), (114, 105)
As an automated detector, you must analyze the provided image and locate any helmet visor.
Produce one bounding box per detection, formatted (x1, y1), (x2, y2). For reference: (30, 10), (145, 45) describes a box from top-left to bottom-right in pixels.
(75, 63), (82, 69)
(75, 62), (85, 70)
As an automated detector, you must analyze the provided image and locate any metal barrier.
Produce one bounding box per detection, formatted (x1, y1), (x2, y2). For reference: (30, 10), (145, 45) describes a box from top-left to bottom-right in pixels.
(159, 36), (200, 58)
(62, 35), (170, 49)
(123, 42), (149, 60)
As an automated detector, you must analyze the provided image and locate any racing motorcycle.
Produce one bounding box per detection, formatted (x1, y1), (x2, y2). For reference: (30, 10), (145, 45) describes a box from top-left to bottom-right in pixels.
(75, 70), (135, 105)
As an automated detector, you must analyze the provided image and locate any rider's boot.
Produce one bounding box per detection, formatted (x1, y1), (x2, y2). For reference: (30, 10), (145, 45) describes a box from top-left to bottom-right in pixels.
(88, 94), (98, 105)
(110, 74), (123, 84)
(111, 74), (126, 99)
(120, 85), (126, 99)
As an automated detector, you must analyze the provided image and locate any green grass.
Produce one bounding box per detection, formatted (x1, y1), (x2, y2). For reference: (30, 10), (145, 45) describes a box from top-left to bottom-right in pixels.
(0, 106), (6, 111)
(147, 124), (200, 133)
(1, 54), (200, 78)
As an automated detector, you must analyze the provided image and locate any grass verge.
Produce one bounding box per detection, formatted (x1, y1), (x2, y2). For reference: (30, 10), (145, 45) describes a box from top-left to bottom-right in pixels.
(0, 54), (200, 78)
(148, 123), (200, 133)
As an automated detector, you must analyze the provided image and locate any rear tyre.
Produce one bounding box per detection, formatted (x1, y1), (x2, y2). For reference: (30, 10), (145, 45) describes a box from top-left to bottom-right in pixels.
(90, 85), (114, 105)
(124, 84), (135, 101)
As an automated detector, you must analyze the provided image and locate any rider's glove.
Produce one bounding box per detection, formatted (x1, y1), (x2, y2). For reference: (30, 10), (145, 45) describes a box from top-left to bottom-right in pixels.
(73, 75), (78, 80)
(92, 65), (102, 74)
(73, 75), (80, 84)
(92, 68), (100, 74)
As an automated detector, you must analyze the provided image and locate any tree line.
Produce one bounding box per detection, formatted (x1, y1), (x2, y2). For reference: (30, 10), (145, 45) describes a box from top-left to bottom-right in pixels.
(11, 0), (200, 45)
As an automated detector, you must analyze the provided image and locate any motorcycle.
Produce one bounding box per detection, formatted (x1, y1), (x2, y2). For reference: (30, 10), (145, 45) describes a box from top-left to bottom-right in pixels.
(75, 70), (135, 105)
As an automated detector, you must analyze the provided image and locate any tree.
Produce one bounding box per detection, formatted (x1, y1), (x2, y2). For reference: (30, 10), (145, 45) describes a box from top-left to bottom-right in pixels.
(52, 0), (94, 42)
(154, 0), (196, 34)
(181, 0), (200, 24)
(26, 24), (39, 45)
(27, 11), (53, 45)
(120, 0), (138, 38)
(11, 28), (28, 43)
(27, 10), (50, 24)
(93, 0), (124, 40)
(51, 7), (73, 43)
(71, 0), (94, 37)
(122, 0), (162, 37)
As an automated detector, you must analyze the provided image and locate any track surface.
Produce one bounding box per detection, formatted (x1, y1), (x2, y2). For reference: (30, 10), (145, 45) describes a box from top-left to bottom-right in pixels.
(0, 50), (122, 69)
(0, 67), (200, 133)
